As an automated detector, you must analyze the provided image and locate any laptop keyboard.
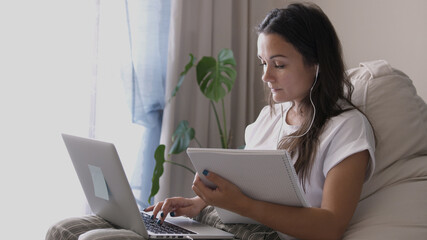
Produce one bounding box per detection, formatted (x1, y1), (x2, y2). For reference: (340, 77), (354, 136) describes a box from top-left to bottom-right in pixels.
(141, 212), (196, 235)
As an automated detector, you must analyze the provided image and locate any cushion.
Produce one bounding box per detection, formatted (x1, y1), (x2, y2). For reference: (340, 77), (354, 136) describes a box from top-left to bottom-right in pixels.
(343, 60), (427, 239)
(344, 173), (427, 239)
(347, 60), (427, 199)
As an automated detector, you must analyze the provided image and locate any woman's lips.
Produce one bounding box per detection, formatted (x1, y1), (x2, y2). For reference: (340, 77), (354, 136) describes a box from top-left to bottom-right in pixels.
(271, 88), (282, 93)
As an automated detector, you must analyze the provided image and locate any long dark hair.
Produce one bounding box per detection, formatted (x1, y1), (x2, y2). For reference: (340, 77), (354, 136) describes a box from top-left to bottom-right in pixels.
(257, 3), (360, 188)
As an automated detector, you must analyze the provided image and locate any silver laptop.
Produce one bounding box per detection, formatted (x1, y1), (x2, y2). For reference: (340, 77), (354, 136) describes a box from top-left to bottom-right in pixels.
(62, 133), (233, 239)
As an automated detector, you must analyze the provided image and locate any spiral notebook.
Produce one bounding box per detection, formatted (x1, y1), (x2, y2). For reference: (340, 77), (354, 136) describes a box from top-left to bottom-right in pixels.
(186, 148), (311, 224)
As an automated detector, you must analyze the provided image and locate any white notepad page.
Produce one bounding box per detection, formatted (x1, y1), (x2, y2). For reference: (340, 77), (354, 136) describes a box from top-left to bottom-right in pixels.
(187, 148), (310, 224)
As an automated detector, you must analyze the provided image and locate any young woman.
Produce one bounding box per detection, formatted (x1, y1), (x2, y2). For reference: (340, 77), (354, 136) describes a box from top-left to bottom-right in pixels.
(46, 3), (375, 240)
(146, 3), (375, 240)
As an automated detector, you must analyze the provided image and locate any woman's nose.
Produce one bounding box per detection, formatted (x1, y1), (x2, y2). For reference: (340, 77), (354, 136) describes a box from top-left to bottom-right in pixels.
(262, 66), (274, 83)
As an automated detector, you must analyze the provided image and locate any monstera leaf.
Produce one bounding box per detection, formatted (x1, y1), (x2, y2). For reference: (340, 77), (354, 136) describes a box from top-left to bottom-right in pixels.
(169, 120), (195, 154)
(149, 144), (166, 204)
(196, 49), (236, 102)
(149, 121), (195, 204)
(169, 54), (196, 101)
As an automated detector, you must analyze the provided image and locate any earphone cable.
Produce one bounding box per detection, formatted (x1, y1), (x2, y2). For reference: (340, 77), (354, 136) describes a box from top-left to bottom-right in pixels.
(278, 65), (319, 142)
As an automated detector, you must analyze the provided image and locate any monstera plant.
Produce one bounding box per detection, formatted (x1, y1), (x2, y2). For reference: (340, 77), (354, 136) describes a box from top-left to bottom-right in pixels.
(148, 48), (237, 204)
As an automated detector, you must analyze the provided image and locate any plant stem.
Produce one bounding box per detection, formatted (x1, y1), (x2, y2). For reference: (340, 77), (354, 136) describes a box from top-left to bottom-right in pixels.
(194, 137), (202, 148)
(221, 98), (228, 148)
(165, 160), (196, 175)
(210, 100), (226, 148)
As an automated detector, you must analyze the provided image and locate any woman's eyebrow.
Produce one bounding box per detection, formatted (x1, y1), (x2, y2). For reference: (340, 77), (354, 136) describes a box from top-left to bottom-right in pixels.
(270, 54), (288, 59)
(257, 54), (288, 60)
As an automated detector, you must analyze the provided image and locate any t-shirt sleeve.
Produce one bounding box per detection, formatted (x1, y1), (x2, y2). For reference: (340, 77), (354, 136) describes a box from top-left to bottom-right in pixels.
(322, 111), (376, 182)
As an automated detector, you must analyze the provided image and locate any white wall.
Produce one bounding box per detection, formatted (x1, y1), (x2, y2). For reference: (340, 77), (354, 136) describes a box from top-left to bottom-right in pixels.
(0, 1), (94, 239)
(309, 0), (427, 101)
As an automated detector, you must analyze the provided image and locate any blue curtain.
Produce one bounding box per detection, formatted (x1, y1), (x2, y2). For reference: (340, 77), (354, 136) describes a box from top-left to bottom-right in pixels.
(123, 0), (171, 209)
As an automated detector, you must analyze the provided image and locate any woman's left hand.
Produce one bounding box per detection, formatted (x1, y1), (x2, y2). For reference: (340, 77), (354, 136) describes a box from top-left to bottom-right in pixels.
(192, 171), (249, 212)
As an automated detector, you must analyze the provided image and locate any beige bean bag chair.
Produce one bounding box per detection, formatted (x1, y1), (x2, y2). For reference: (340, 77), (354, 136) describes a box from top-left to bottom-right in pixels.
(343, 60), (427, 239)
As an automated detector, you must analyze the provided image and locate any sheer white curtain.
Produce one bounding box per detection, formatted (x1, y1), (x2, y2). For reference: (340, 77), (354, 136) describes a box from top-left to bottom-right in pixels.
(0, 0), (152, 238)
(92, 0), (150, 185)
(157, 0), (285, 201)
(80, 0), (171, 211)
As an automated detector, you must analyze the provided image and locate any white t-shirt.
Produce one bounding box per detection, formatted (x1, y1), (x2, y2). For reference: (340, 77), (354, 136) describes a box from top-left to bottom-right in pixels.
(245, 102), (375, 239)
(244, 102), (375, 238)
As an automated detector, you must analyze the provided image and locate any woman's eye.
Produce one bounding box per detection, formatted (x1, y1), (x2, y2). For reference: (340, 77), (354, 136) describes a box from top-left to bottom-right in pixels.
(275, 64), (285, 69)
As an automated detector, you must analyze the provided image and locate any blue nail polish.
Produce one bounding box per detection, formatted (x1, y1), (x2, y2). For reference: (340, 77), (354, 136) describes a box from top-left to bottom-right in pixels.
(150, 215), (154, 220)
(160, 212), (164, 218)
(202, 170), (209, 176)
(170, 212), (175, 217)
(157, 219), (162, 225)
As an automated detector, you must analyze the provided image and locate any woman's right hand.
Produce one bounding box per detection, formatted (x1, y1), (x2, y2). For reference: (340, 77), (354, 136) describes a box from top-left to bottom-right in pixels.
(144, 196), (207, 223)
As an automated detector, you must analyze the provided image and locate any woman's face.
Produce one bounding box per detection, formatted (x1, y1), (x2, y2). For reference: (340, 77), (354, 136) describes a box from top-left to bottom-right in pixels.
(257, 33), (317, 104)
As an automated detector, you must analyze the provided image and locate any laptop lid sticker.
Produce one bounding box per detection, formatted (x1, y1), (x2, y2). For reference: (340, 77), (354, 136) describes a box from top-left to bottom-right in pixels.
(88, 164), (110, 201)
